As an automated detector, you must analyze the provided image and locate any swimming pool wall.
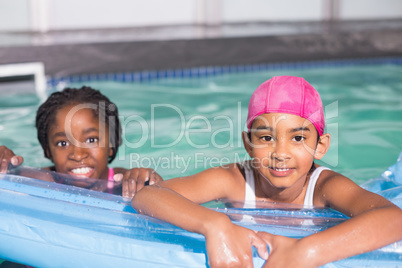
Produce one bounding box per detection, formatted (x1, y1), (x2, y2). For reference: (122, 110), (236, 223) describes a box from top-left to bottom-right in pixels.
(0, 19), (402, 80)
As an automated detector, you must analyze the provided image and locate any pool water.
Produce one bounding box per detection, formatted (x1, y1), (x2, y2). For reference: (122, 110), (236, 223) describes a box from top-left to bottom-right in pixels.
(0, 60), (401, 185)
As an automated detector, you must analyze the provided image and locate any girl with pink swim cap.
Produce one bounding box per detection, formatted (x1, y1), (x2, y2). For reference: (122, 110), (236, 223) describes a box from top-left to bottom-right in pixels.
(133, 76), (402, 267)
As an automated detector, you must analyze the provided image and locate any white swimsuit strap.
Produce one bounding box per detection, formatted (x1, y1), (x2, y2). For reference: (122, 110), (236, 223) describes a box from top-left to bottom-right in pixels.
(243, 162), (256, 208)
(304, 166), (331, 207)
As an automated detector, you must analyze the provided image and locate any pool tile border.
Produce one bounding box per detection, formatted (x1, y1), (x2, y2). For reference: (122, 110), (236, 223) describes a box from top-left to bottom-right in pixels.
(48, 57), (402, 88)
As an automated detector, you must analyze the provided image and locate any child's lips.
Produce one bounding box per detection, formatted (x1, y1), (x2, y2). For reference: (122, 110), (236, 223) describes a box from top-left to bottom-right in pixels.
(269, 166), (294, 177)
(69, 167), (95, 178)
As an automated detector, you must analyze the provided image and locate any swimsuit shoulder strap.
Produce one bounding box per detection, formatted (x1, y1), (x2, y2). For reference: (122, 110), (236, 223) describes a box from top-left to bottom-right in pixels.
(108, 168), (114, 182)
(303, 166), (331, 207)
(242, 162), (256, 208)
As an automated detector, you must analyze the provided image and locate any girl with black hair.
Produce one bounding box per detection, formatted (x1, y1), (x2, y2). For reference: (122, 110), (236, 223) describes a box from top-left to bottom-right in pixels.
(0, 86), (162, 197)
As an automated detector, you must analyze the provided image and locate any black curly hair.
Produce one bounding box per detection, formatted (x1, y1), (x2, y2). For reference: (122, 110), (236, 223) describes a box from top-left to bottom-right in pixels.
(36, 86), (122, 163)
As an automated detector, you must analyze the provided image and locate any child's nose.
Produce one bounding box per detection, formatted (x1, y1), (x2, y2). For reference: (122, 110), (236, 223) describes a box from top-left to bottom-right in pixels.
(271, 140), (290, 161)
(69, 145), (89, 161)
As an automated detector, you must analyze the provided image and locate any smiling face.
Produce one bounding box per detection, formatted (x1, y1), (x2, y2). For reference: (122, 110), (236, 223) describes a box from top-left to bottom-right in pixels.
(46, 103), (113, 180)
(243, 113), (330, 196)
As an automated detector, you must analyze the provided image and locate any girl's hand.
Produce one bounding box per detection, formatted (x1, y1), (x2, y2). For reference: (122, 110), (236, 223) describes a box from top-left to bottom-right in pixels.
(0, 145), (24, 173)
(115, 168), (163, 198)
(258, 232), (309, 268)
(205, 220), (268, 268)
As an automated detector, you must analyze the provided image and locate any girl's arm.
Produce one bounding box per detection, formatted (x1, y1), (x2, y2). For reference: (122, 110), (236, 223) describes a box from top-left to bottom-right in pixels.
(259, 172), (402, 268)
(132, 165), (269, 267)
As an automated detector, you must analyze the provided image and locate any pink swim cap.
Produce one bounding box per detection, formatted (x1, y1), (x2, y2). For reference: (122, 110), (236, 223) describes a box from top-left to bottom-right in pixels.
(247, 76), (325, 136)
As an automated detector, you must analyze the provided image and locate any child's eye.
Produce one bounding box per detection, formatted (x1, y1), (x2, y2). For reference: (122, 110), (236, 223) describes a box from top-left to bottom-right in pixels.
(293, 136), (305, 142)
(86, 137), (99, 143)
(261, 135), (274, 142)
(56, 141), (69, 147)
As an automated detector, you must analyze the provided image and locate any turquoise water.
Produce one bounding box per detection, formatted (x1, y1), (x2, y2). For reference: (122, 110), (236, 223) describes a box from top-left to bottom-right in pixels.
(1, 61), (401, 184)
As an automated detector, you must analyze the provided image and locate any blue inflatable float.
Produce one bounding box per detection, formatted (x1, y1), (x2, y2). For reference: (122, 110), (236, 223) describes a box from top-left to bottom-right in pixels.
(1, 153), (402, 267)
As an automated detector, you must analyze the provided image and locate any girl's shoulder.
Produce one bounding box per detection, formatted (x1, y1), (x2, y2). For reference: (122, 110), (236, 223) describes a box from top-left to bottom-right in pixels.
(314, 165), (393, 216)
(315, 166), (352, 184)
(315, 166), (354, 189)
(314, 165), (362, 205)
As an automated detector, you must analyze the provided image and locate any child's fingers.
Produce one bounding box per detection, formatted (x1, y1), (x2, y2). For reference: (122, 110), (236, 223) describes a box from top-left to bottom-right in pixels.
(113, 173), (123, 182)
(0, 158), (9, 173)
(120, 168), (160, 197)
(149, 170), (156, 185)
(0, 146), (23, 173)
(129, 169), (139, 197)
(136, 168), (151, 192)
(121, 170), (138, 198)
(10, 155), (23, 167)
(256, 231), (274, 252)
(250, 231), (269, 260)
(149, 170), (162, 185)
(120, 173), (129, 198)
